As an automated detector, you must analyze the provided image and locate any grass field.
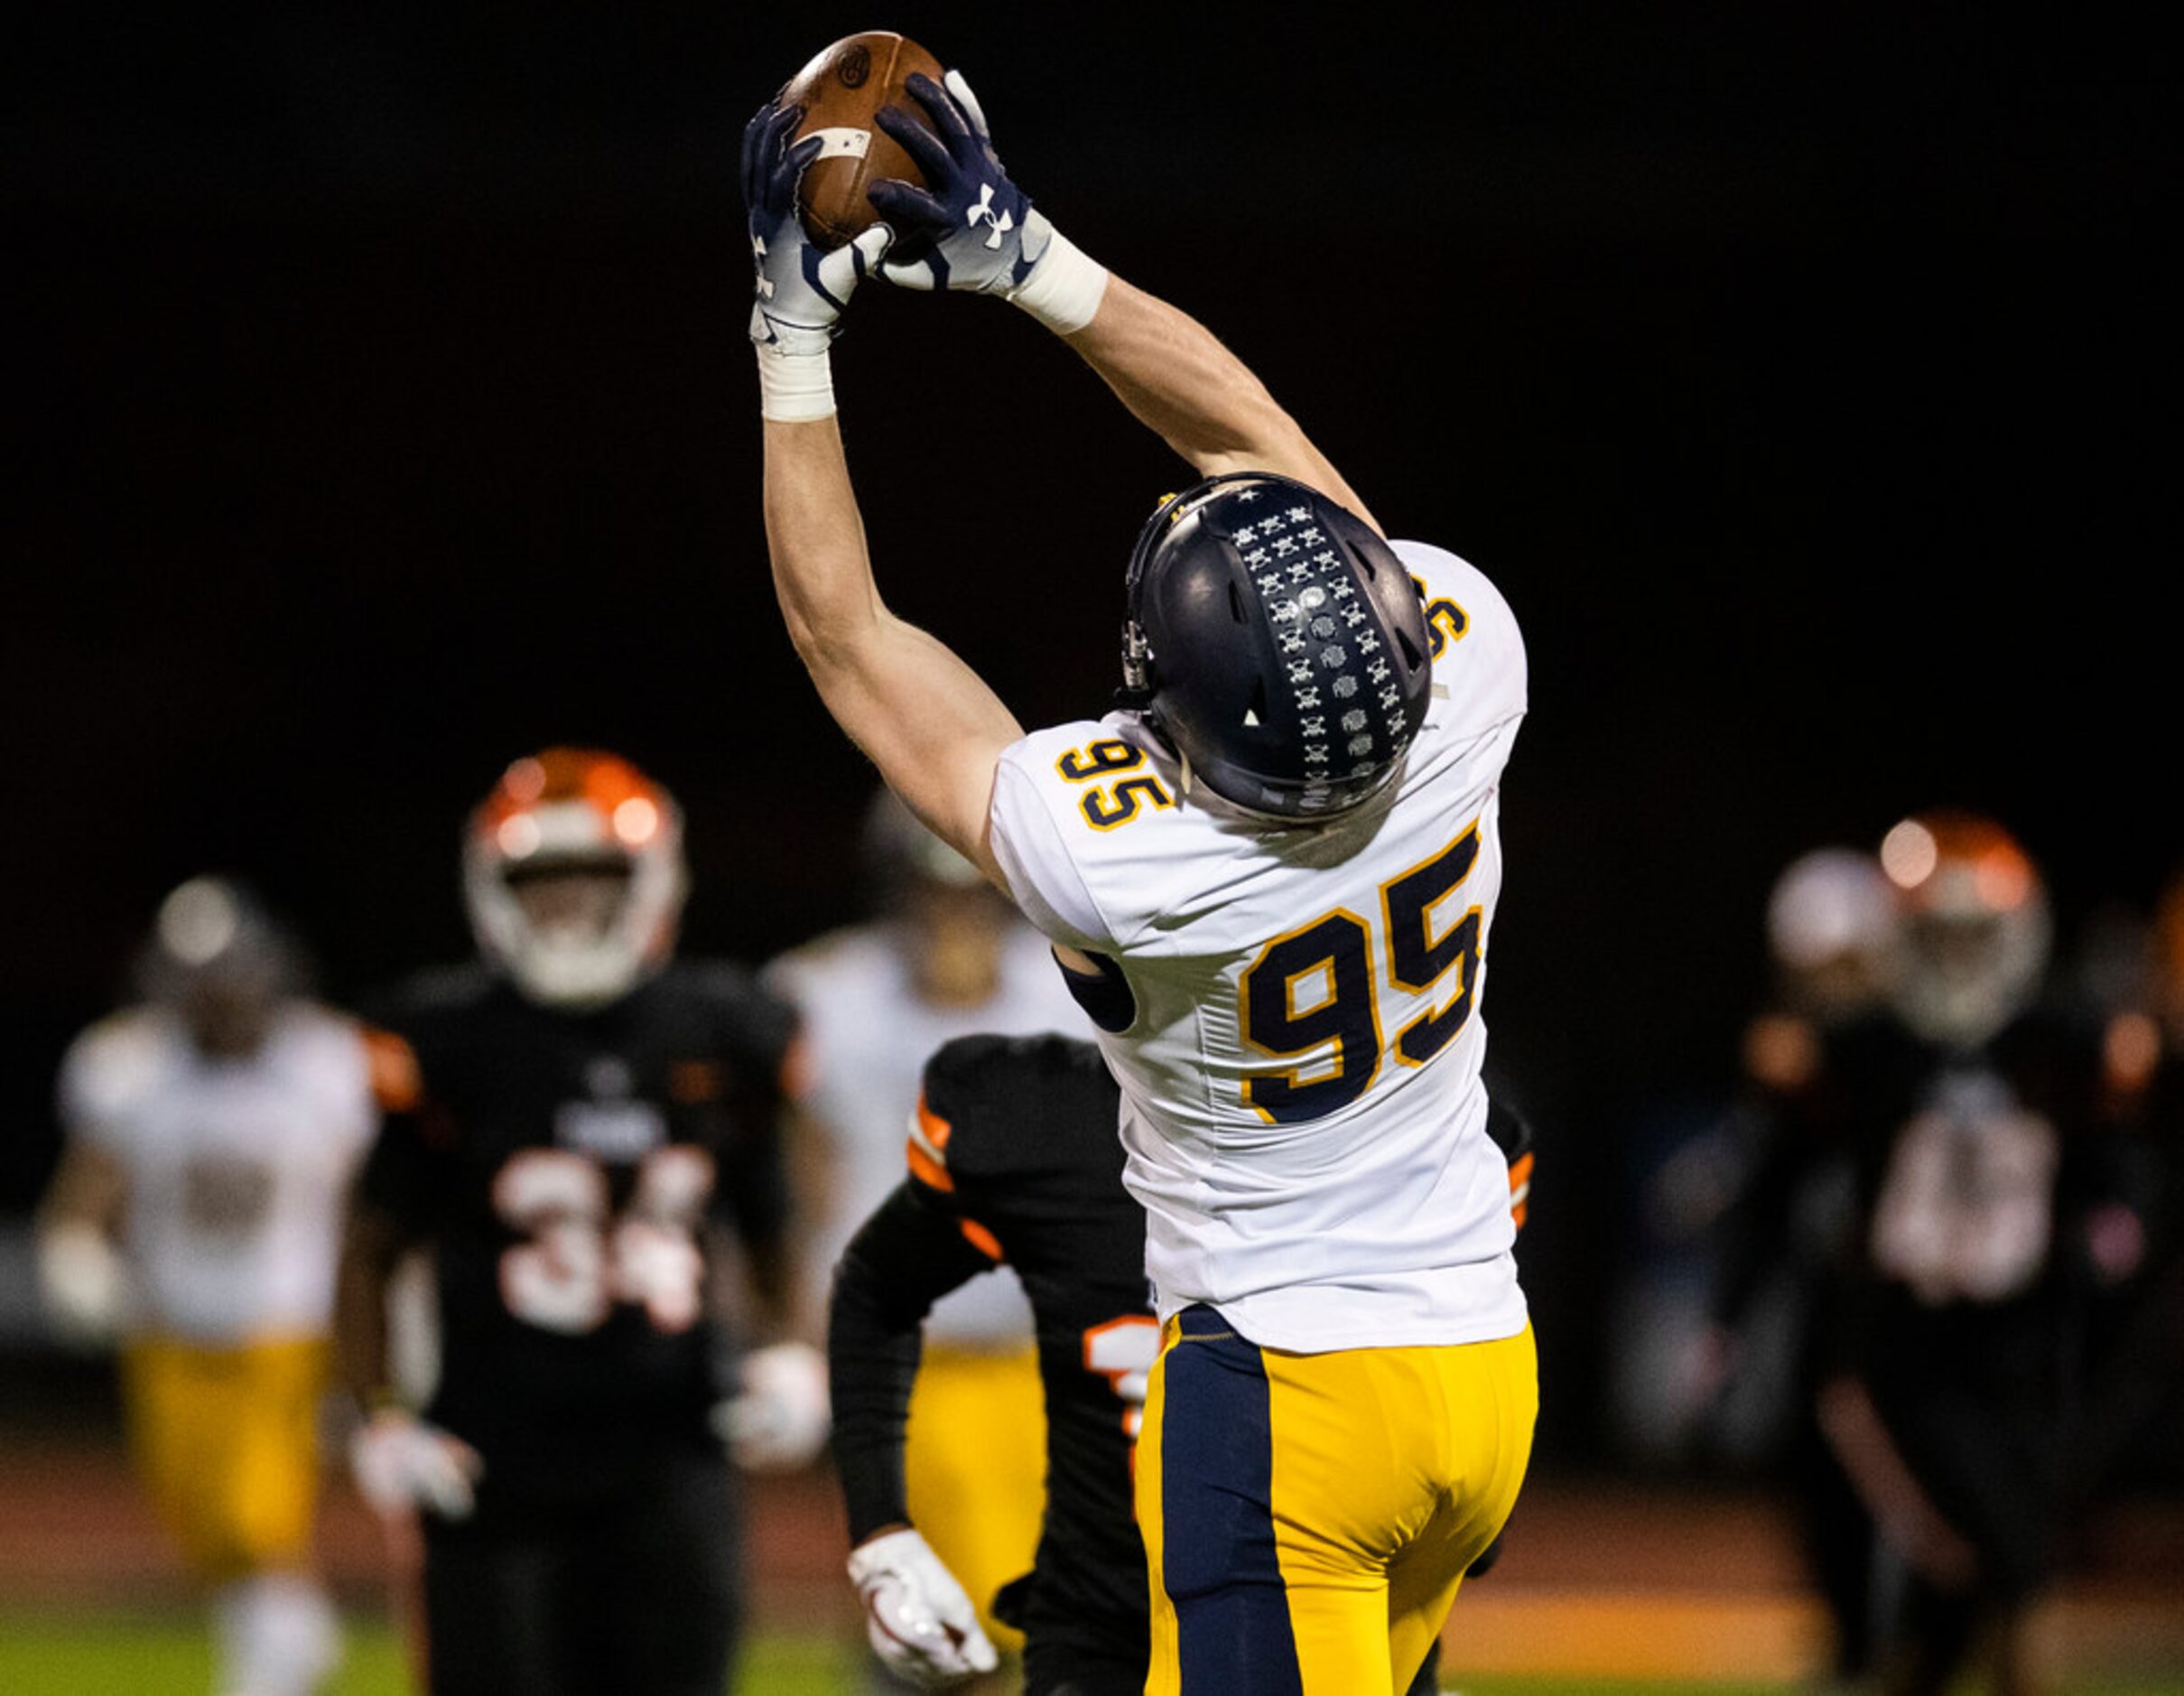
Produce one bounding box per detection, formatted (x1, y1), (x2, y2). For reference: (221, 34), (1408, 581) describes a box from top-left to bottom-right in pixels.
(5, 1612), (2184, 1696)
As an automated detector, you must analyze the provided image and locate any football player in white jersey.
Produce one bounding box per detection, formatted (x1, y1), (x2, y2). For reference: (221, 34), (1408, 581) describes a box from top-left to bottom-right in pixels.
(763, 787), (1091, 1685)
(37, 876), (381, 1696)
(741, 65), (1537, 1692)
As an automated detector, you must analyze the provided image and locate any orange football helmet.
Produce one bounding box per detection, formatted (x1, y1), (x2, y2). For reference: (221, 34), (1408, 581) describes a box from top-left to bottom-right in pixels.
(463, 749), (688, 1008)
(1878, 808), (2051, 1048)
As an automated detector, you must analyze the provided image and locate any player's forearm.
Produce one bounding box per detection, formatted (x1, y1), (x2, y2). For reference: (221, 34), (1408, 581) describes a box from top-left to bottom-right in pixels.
(761, 413), (895, 680)
(332, 1206), (403, 1407)
(1064, 275), (1378, 527)
(827, 1262), (929, 1543)
(827, 1185), (990, 1541)
(36, 1143), (125, 1238)
(739, 1230), (801, 1341)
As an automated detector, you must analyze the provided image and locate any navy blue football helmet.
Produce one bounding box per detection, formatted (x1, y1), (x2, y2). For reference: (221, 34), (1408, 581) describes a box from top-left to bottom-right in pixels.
(1120, 471), (1434, 821)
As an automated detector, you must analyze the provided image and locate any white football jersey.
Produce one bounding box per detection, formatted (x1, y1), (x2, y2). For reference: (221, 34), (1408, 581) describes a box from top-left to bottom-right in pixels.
(764, 920), (1092, 1347)
(58, 1004), (379, 1344)
(990, 539), (1529, 1352)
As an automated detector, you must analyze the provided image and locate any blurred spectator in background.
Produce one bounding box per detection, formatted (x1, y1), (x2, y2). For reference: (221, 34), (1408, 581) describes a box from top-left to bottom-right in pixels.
(763, 787), (1091, 1690)
(1714, 809), (2164, 1694)
(36, 874), (379, 1696)
(333, 749), (822, 1696)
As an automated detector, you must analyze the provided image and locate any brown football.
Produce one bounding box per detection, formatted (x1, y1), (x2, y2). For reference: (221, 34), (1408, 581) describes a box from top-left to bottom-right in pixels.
(780, 32), (946, 250)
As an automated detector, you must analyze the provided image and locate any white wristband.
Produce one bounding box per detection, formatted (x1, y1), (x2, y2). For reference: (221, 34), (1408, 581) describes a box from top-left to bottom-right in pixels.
(1008, 228), (1109, 335)
(756, 347), (837, 423)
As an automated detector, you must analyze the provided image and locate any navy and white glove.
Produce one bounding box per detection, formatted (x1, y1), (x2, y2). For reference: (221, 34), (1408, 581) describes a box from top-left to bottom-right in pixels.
(870, 71), (1107, 333)
(741, 98), (893, 420)
(847, 1527), (999, 1687)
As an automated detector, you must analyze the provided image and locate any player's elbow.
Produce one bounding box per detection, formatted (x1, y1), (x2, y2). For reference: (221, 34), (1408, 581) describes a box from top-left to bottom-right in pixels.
(773, 577), (884, 681)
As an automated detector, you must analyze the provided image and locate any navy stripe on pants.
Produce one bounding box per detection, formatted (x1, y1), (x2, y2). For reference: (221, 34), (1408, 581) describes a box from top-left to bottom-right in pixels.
(1157, 1304), (1304, 1694)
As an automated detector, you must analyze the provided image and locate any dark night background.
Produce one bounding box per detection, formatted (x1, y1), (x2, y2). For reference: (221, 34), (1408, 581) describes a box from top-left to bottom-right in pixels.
(5, 3), (2173, 1468)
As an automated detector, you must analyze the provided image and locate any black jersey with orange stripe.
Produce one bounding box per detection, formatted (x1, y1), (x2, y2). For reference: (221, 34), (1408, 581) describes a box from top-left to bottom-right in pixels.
(829, 1030), (1149, 1678)
(355, 958), (798, 1497)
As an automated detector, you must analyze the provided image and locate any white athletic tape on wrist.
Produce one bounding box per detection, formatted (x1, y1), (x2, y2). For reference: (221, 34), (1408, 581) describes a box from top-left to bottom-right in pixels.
(1009, 228), (1108, 334)
(756, 347), (837, 422)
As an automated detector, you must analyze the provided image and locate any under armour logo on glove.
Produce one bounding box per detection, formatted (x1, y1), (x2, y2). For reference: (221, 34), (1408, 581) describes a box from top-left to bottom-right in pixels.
(868, 72), (1052, 297)
(965, 182), (1016, 249)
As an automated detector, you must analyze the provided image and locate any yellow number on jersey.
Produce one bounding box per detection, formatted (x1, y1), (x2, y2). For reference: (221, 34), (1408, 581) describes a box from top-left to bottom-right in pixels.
(1056, 739), (1174, 832)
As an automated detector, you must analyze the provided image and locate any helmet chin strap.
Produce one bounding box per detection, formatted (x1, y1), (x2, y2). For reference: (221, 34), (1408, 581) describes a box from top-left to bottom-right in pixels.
(1116, 619), (1156, 708)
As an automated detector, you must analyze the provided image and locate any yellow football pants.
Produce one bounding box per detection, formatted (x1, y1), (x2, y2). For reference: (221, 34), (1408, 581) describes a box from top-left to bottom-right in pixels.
(120, 1333), (330, 1585)
(1139, 1308), (1537, 1694)
(903, 1340), (1047, 1650)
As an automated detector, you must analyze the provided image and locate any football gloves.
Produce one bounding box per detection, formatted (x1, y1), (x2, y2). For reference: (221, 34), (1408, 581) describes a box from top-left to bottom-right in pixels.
(348, 1408), (483, 1522)
(715, 1339), (832, 1472)
(846, 1526), (999, 1687)
(870, 71), (1107, 333)
(741, 98), (892, 420)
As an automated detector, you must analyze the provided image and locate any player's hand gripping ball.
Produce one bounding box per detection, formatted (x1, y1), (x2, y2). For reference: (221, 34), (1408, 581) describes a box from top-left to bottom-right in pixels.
(741, 99), (892, 360)
(778, 31), (946, 250)
(869, 70), (1060, 300)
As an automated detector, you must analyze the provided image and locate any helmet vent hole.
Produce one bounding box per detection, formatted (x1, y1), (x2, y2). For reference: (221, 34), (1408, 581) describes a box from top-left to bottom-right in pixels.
(1227, 582), (1247, 623)
(1397, 629), (1424, 670)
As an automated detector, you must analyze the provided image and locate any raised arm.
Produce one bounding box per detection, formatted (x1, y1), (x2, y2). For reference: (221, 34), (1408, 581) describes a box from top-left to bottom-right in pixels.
(1059, 276), (1375, 525)
(744, 99), (1023, 882)
(870, 71), (1378, 527)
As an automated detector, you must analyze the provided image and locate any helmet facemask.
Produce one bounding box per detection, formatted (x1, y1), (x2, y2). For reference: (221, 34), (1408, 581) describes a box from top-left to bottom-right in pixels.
(464, 750), (689, 1010)
(1879, 811), (2051, 1048)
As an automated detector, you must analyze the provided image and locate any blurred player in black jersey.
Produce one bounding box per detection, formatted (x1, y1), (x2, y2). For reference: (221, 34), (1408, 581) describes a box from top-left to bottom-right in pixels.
(1717, 810), (2166, 1694)
(828, 1031), (1534, 1694)
(333, 748), (825, 1696)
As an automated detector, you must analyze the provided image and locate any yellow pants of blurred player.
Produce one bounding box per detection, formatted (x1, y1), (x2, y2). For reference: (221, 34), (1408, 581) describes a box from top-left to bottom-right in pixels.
(1139, 1308), (1537, 1694)
(904, 1341), (1047, 1652)
(120, 1333), (330, 1585)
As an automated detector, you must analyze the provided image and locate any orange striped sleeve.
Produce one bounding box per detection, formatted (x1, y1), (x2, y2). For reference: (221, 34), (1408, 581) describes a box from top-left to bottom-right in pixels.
(362, 1026), (422, 1114)
(905, 1091), (956, 1193)
(1507, 1151), (1533, 1233)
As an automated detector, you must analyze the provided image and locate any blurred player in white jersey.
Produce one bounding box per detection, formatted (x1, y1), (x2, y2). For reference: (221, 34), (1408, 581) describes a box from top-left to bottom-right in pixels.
(765, 787), (1089, 1682)
(37, 875), (381, 1696)
(741, 61), (1535, 1692)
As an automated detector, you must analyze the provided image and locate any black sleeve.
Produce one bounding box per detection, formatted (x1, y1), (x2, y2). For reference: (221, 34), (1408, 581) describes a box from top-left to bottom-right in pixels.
(711, 1103), (793, 1247)
(711, 975), (802, 1246)
(355, 1103), (445, 1244)
(350, 992), (454, 1244)
(827, 1179), (998, 1543)
(1482, 1089), (1534, 1167)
